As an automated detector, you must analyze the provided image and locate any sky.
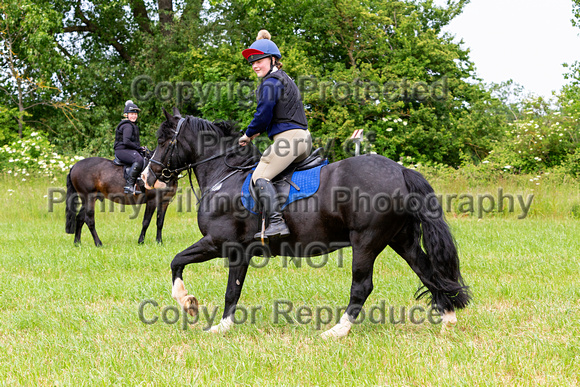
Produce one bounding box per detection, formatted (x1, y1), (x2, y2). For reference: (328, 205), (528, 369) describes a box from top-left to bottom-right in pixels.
(438, 0), (580, 99)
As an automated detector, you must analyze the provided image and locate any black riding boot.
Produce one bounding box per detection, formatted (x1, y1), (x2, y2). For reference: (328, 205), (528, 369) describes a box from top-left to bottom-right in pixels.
(124, 162), (143, 195)
(253, 178), (290, 241)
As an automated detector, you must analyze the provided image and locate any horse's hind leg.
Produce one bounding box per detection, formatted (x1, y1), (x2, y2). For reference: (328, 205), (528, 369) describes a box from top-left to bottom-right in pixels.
(322, 235), (379, 339)
(74, 204), (86, 245)
(208, 252), (251, 334)
(84, 196), (103, 247)
(138, 201), (156, 244)
(388, 226), (457, 330)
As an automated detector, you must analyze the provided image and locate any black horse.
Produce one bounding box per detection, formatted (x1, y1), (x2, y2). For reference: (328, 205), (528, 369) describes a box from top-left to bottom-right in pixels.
(142, 108), (470, 338)
(66, 157), (178, 246)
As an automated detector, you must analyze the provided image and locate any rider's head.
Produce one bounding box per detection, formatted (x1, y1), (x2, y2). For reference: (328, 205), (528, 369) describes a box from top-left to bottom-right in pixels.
(242, 30), (282, 77)
(123, 100), (141, 122)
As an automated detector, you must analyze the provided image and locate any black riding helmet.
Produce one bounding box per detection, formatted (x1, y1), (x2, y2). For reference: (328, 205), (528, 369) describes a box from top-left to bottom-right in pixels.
(124, 100), (141, 114)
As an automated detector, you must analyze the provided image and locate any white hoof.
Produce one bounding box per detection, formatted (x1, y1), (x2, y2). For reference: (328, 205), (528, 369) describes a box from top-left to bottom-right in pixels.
(441, 310), (457, 332)
(207, 316), (234, 334)
(172, 279), (199, 317)
(321, 313), (353, 339)
(182, 295), (199, 317)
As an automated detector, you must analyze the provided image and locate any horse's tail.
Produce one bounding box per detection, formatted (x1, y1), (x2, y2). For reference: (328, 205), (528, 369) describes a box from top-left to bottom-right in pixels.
(401, 167), (471, 312)
(65, 170), (78, 234)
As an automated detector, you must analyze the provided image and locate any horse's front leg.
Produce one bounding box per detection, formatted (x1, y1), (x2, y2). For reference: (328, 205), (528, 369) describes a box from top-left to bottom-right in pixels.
(155, 199), (170, 244)
(171, 235), (221, 317)
(207, 253), (251, 334)
(138, 201), (156, 244)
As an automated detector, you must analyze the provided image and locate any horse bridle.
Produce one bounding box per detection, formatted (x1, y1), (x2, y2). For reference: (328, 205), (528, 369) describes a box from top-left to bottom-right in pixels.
(147, 117), (258, 202)
(147, 117), (187, 183)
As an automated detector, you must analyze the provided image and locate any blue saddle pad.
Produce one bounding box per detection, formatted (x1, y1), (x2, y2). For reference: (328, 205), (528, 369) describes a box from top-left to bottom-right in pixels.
(241, 161), (328, 214)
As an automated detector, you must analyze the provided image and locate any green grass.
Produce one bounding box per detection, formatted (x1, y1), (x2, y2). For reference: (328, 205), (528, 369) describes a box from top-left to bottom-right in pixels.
(0, 175), (579, 386)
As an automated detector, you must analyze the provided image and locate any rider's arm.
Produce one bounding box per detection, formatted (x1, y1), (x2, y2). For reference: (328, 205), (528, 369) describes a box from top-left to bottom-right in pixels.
(244, 77), (284, 138)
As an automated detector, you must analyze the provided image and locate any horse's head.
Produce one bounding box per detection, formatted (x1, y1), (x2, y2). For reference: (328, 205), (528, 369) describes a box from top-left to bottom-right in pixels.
(142, 107), (186, 190)
(142, 107), (245, 190)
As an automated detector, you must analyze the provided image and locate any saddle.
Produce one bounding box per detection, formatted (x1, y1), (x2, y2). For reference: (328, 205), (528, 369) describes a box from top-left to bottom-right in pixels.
(113, 157), (148, 188)
(276, 147), (326, 180)
(242, 148), (328, 214)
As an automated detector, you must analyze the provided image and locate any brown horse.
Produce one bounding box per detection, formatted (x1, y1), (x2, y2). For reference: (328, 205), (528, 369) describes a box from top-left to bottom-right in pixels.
(65, 157), (178, 246)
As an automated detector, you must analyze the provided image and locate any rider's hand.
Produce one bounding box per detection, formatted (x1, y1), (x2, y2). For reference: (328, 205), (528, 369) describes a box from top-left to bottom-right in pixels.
(239, 134), (251, 146)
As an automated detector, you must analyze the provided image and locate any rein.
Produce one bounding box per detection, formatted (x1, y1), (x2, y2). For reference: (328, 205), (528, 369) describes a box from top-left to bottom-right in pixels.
(149, 117), (259, 204)
(148, 117), (187, 181)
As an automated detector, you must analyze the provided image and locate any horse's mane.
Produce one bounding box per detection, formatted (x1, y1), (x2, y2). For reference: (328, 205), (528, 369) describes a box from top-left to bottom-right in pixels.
(157, 116), (240, 144)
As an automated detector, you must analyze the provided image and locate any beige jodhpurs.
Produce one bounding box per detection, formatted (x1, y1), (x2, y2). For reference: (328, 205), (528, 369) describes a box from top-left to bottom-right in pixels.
(252, 129), (312, 184)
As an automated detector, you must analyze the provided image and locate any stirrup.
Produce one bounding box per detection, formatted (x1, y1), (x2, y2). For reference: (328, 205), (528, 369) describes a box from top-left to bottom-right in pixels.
(124, 185), (142, 195)
(253, 220), (290, 241)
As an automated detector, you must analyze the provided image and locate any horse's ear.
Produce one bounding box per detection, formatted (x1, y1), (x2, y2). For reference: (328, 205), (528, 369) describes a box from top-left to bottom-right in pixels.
(162, 107), (173, 122)
(172, 107), (182, 118)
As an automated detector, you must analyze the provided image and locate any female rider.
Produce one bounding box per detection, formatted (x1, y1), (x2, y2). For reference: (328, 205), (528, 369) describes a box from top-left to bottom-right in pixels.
(239, 30), (312, 241)
(114, 100), (146, 195)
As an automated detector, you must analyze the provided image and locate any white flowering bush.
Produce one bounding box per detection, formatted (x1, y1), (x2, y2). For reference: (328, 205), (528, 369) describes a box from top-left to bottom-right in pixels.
(0, 132), (84, 178)
(483, 96), (579, 173)
(563, 148), (580, 178)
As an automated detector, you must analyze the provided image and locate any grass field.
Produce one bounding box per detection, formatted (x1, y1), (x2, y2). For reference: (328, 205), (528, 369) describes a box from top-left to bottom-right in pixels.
(0, 174), (579, 386)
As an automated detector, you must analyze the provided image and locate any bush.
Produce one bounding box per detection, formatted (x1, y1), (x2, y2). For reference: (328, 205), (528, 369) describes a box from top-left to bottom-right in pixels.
(0, 106), (23, 146)
(483, 96), (579, 173)
(562, 148), (580, 178)
(0, 132), (83, 178)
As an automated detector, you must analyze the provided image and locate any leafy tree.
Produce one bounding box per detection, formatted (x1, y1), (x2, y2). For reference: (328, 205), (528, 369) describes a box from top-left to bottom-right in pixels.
(0, 0), (518, 168)
(44, 0), (209, 154)
(557, 1), (580, 175)
(564, 0), (580, 90)
(0, 0), (74, 140)
(170, 0), (507, 165)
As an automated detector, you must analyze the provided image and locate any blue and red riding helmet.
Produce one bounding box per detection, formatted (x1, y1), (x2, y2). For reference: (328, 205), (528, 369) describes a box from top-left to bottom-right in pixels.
(242, 30), (281, 64)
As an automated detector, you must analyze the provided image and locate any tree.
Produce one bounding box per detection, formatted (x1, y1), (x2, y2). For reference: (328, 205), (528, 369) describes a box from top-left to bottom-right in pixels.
(1, 0), (513, 167)
(170, 0), (506, 165)
(41, 0), (207, 154)
(0, 0), (66, 138)
(564, 0), (580, 88)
